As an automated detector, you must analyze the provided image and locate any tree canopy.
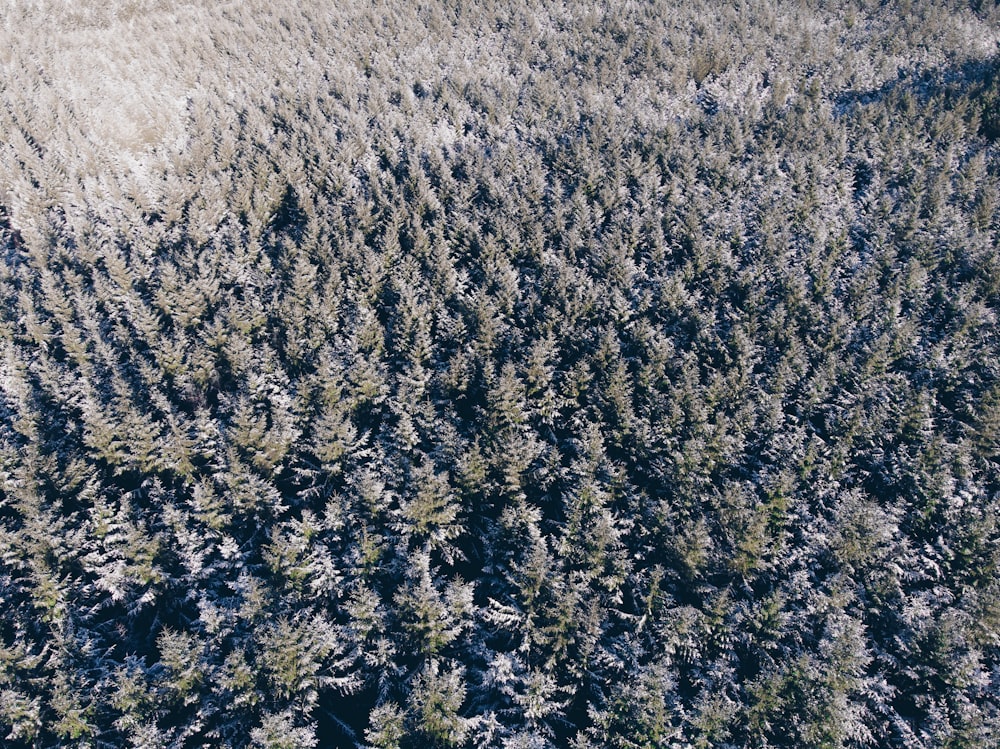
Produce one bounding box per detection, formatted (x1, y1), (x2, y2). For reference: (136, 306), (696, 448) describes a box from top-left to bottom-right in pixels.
(1, 1), (999, 746)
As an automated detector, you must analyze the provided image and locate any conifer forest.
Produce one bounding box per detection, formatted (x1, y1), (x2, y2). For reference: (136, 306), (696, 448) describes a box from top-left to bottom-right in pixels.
(2, 1), (1000, 746)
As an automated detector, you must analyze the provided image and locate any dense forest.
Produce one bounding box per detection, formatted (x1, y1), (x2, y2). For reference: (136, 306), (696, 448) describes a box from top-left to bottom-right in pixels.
(2, 0), (1000, 746)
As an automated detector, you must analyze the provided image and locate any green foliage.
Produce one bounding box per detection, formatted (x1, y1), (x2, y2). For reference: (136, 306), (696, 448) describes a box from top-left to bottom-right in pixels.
(250, 710), (318, 749)
(586, 660), (681, 749)
(157, 629), (204, 700)
(0, 1), (998, 747)
(408, 661), (470, 747)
